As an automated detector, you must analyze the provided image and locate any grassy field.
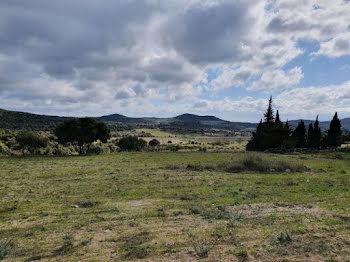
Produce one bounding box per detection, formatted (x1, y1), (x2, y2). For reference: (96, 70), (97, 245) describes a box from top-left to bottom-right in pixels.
(1, 152), (350, 261)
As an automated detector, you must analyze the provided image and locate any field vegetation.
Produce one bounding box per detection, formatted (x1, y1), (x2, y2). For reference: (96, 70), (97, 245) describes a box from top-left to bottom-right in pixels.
(1, 152), (350, 261)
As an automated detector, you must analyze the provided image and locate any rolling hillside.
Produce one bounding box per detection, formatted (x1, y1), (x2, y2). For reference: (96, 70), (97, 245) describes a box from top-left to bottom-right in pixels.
(0, 108), (349, 132)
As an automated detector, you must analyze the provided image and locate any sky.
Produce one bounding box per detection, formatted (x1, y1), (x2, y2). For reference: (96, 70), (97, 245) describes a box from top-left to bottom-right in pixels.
(0, 0), (349, 122)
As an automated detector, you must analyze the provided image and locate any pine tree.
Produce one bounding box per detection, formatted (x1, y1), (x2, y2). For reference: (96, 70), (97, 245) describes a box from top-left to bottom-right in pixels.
(293, 120), (307, 148)
(327, 112), (342, 148)
(264, 96), (274, 124)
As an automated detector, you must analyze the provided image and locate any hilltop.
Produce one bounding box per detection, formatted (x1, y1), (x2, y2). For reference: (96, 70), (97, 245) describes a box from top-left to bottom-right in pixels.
(0, 108), (349, 132)
(0, 109), (256, 132)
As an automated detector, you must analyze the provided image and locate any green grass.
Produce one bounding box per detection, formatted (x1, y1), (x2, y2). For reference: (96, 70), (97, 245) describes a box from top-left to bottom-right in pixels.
(0, 152), (350, 261)
(136, 129), (176, 138)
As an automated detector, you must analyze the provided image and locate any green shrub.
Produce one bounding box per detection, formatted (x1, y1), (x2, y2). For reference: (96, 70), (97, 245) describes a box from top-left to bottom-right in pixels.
(183, 154), (307, 173)
(167, 145), (180, 152)
(107, 143), (118, 153)
(54, 144), (77, 156)
(199, 147), (207, 152)
(236, 250), (249, 262)
(63, 233), (75, 248)
(188, 233), (216, 259)
(189, 205), (201, 214)
(277, 232), (292, 245)
(118, 136), (147, 151)
(193, 243), (209, 258)
(226, 211), (242, 227)
(16, 131), (48, 154)
(149, 139), (160, 147)
(87, 142), (111, 155)
(0, 142), (10, 155)
(80, 240), (90, 246)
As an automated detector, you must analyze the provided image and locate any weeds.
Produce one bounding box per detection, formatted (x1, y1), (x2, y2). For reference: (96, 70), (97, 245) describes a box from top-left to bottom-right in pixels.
(54, 233), (75, 255)
(63, 233), (75, 249)
(188, 227), (230, 259)
(193, 242), (210, 258)
(227, 211), (242, 227)
(119, 231), (152, 260)
(189, 205), (201, 215)
(188, 233), (213, 259)
(236, 249), (249, 262)
(182, 153), (308, 173)
(0, 241), (14, 260)
(75, 200), (99, 208)
(157, 207), (167, 217)
(80, 240), (90, 246)
(277, 232), (293, 245)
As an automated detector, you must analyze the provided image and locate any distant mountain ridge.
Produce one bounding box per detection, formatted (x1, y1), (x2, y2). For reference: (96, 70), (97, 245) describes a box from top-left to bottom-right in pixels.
(0, 108), (349, 131)
(288, 118), (350, 131)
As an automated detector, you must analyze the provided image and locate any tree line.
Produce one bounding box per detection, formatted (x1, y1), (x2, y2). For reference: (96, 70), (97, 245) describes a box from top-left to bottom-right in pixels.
(0, 118), (164, 156)
(247, 97), (344, 152)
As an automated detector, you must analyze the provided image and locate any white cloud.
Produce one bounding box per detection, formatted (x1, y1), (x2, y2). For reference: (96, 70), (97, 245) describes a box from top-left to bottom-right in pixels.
(276, 80), (350, 118)
(0, 0), (349, 118)
(211, 66), (255, 90)
(248, 67), (304, 91)
(312, 32), (350, 58)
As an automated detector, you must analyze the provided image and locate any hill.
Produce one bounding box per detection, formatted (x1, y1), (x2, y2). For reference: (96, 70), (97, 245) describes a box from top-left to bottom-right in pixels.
(0, 108), (349, 132)
(288, 118), (350, 131)
(0, 108), (69, 130)
(0, 109), (256, 132)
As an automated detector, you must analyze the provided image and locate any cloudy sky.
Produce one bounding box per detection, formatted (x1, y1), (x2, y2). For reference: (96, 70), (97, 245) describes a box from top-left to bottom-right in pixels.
(0, 0), (350, 122)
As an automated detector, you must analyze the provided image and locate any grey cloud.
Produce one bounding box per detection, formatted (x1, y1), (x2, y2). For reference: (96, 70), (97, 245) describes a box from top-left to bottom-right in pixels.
(335, 39), (350, 51)
(194, 101), (208, 108)
(0, 0), (349, 116)
(115, 90), (133, 100)
(165, 0), (256, 64)
(267, 17), (311, 33)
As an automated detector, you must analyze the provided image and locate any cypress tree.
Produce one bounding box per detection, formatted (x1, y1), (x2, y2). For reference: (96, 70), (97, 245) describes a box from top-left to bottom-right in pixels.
(275, 110), (282, 127)
(247, 97), (292, 151)
(264, 96), (274, 124)
(246, 119), (263, 151)
(307, 123), (314, 148)
(293, 120), (307, 148)
(327, 112), (342, 148)
(312, 116), (321, 149)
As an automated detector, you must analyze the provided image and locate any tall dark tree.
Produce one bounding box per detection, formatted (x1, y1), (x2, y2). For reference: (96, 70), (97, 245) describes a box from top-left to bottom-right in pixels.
(275, 110), (282, 127)
(247, 97), (292, 151)
(307, 123), (314, 148)
(327, 112), (342, 148)
(55, 118), (110, 154)
(311, 116), (322, 149)
(264, 96), (274, 124)
(293, 120), (307, 148)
